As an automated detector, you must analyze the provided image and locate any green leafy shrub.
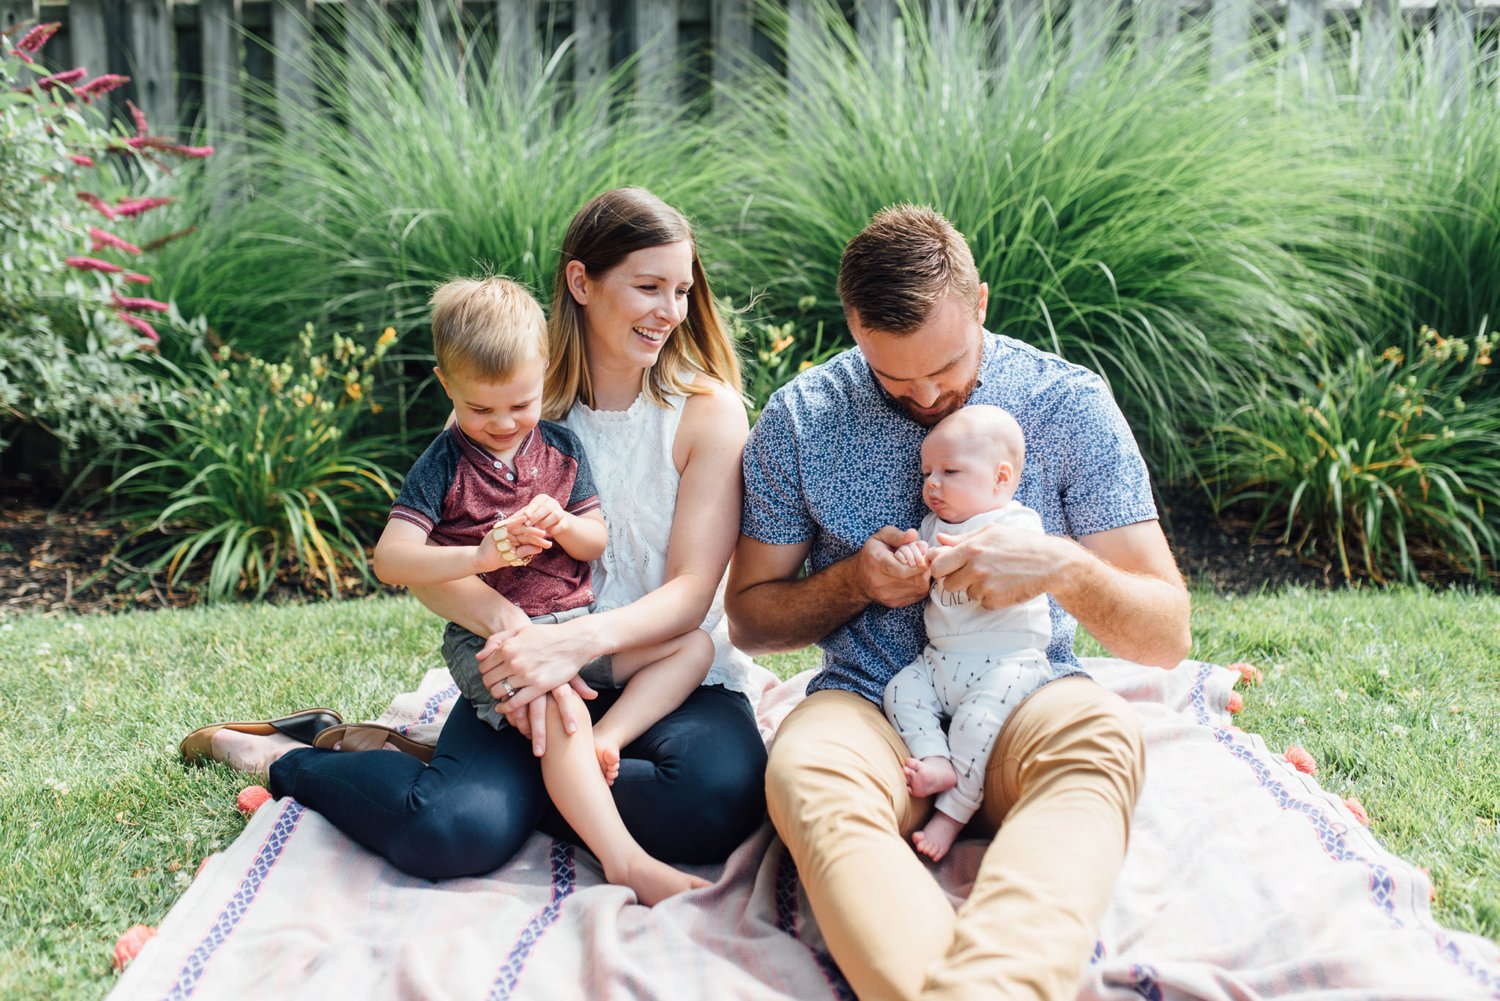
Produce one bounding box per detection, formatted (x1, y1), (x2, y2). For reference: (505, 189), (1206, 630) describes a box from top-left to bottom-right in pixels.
(105, 325), (402, 600)
(735, 296), (845, 419)
(0, 24), (210, 472)
(1206, 325), (1499, 584)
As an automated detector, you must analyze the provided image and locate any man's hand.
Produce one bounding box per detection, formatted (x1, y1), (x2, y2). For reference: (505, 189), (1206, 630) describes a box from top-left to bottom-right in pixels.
(929, 523), (1073, 610)
(856, 526), (931, 608)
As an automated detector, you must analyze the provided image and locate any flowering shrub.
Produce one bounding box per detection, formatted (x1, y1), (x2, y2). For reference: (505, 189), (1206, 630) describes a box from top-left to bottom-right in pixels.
(1207, 325), (1498, 584)
(735, 297), (846, 421)
(0, 23), (209, 468)
(105, 326), (402, 600)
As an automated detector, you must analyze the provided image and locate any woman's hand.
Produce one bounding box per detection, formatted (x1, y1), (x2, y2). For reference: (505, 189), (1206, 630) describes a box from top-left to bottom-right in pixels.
(478, 620), (600, 753)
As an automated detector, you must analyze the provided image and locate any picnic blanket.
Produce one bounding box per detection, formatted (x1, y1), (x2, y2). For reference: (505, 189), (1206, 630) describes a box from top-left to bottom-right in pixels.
(111, 659), (1500, 1000)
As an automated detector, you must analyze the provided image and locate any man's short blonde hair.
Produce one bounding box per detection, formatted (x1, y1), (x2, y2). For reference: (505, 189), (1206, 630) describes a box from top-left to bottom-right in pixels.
(430, 275), (547, 379)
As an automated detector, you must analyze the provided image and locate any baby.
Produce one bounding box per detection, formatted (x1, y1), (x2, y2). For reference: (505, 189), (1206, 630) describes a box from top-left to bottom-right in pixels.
(883, 404), (1057, 862)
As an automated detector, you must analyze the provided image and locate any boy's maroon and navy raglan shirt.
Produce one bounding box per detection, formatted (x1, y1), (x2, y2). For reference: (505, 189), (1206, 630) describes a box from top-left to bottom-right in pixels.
(388, 422), (600, 615)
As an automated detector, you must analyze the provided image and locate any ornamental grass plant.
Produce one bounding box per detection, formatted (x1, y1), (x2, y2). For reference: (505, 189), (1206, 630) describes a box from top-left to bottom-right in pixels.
(714, 0), (1384, 482)
(149, 7), (747, 371)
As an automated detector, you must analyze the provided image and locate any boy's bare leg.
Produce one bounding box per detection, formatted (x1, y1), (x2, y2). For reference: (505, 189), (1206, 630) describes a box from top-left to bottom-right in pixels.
(539, 696), (709, 905)
(592, 629), (714, 785)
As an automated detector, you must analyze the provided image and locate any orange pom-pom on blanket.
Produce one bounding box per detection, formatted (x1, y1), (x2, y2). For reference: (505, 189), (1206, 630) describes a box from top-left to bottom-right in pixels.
(1226, 691), (1244, 714)
(1418, 866), (1438, 903)
(1228, 661), (1263, 686)
(1284, 745), (1317, 775)
(113, 924), (157, 971)
(236, 785), (272, 816)
(195, 853), (217, 879)
(1343, 797), (1370, 826)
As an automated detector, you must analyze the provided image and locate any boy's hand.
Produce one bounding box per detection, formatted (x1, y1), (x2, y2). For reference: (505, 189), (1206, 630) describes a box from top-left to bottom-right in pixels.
(522, 494), (569, 537)
(893, 539), (931, 569)
(474, 511), (550, 573)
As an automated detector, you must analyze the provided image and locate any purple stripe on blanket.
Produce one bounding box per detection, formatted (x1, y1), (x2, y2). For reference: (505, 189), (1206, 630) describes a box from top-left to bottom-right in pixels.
(159, 801), (306, 1001)
(395, 684), (459, 736)
(1189, 664), (1500, 999)
(1127, 963), (1163, 1001)
(775, 851), (857, 1000)
(487, 841), (576, 1000)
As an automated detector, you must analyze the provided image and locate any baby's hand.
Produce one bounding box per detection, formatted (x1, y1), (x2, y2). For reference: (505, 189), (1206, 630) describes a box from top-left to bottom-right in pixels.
(893, 539), (931, 569)
(522, 494), (568, 536)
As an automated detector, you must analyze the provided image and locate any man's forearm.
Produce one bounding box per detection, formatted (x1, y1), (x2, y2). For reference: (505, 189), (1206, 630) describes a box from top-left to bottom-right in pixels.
(1051, 543), (1191, 668)
(728, 555), (869, 656)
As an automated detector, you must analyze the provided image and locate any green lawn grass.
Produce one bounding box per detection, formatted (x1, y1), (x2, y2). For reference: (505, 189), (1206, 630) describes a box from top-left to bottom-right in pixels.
(2, 589), (1496, 998)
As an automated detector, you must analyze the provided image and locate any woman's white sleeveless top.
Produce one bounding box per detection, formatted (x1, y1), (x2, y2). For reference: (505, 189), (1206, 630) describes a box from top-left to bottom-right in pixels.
(562, 388), (758, 698)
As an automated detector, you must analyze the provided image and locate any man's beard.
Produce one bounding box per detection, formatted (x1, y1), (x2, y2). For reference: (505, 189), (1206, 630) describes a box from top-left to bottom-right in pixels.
(897, 369), (980, 427)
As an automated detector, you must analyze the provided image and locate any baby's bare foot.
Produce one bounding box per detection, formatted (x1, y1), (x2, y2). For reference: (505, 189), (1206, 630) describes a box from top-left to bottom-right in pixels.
(613, 853), (710, 906)
(912, 810), (965, 862)
(903, 756), (958, 798)
(209, 729), (301, 777)
(595, 740), (621, 786)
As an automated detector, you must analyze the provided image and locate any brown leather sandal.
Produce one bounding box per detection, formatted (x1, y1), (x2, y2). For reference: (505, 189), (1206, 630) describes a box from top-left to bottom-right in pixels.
(311, 723), (435, 763)
(179, 708), (344, 764)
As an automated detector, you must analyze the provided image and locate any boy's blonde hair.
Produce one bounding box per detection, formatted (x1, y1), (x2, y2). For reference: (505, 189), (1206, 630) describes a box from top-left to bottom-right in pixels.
(430, 276), (548, 379)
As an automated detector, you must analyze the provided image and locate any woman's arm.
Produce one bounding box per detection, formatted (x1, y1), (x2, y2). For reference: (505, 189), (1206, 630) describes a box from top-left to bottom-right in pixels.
(485, 382), (749, 748)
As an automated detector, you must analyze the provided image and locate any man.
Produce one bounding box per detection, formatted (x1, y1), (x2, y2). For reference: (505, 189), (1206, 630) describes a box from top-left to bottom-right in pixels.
(725, 205), (1190, 1000)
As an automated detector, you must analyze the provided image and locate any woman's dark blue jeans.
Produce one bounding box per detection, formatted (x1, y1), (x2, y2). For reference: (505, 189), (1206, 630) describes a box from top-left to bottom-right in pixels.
(269, 684), (767, 880)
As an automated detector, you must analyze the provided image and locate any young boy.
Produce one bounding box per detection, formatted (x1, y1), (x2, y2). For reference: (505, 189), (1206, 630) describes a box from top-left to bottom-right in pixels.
(882, 404), (1068, 862)
(371, 275), (711, 904)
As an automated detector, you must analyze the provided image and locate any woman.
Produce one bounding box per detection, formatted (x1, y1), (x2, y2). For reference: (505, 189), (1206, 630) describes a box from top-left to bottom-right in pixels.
(187, 188), (767, 880)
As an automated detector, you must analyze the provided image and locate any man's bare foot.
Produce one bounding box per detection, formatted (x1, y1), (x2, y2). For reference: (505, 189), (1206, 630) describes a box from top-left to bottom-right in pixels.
(609, 852), (711, 906)
(904, 756), (957, 798)
(595, 740), (621, 786)
(209, 729), (301, 777)
(912, 810), (965, 862)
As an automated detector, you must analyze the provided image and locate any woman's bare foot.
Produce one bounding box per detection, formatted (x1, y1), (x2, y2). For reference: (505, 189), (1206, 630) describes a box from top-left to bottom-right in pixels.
(912, 810), (965, 862)
(903, 755), (957, 798)
(595, 740), (621, 786)
(209, 729), (301, 777)
(608, 851), (710, 906)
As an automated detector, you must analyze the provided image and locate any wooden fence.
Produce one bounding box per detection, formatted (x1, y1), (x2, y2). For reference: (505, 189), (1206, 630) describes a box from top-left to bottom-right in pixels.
(4, 0), (1499, 137)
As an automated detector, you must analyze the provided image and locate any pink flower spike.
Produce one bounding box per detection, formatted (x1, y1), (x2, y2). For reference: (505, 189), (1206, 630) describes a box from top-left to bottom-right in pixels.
(111, 292), (169, 313)
(69, 154), (96, 168)
(90, 226), (142, 255)
(1226, 690), (1244, 714)
(37, 66), (87, 90)
(76, 191), (117, 220)
(16, 21), (61, 54)
(1283, 745), (1317, 776)
(10, 47), (34, 64)
(1228, 662), (1263, 686)
(76, 73), (129, 99)
(113, 195), (172, 218)
(127, 99), (148, 136)
(174, 143), (214, 159)
(115, 311), (160, 342)
(122, 271), (152, 285)
(1343, 797), (1370, 826)
(66, 255), (123, 274)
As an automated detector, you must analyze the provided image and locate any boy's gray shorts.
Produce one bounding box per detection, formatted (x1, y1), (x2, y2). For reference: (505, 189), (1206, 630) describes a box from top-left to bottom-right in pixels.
(442, 605), (616, 731)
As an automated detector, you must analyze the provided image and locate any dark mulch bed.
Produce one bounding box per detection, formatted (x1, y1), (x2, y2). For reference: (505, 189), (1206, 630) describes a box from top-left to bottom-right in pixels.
(1, 485), (1337, 617)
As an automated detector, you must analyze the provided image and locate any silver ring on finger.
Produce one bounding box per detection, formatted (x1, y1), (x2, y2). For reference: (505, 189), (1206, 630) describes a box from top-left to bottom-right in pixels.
(499, 677), (517, 702)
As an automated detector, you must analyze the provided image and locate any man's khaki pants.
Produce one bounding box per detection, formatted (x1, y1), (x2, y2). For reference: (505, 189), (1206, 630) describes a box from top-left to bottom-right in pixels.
(766, 677), (1144, 1001)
